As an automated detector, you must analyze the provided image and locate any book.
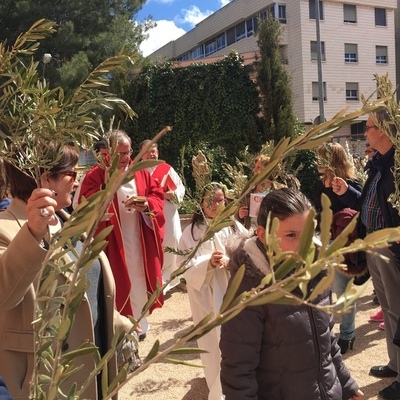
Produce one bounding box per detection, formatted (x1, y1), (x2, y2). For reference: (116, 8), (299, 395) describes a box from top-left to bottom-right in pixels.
(249, 193), (266, 218)
(125, 195), (147, 207)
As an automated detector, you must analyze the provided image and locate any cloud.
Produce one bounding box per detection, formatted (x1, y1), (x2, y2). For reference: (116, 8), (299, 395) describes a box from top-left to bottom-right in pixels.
(140, 20), (186, 57)
(179, 6), (213, 27)
(219, 0), (232, 6)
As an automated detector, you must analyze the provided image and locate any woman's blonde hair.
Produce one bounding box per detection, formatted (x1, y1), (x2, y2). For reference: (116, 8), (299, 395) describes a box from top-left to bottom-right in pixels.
(317, 142), (355, 180)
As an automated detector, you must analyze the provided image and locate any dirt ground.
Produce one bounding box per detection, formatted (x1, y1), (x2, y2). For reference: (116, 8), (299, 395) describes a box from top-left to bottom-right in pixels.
(119, 280), (392, 400)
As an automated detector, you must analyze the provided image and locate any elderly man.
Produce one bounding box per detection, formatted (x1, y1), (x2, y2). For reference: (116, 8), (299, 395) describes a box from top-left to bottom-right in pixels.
(78, 132), (165, 339)
(332, 110), (400, 400)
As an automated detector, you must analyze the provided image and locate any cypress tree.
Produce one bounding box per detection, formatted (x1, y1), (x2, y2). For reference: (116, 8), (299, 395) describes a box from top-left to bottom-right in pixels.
(256, 16), (296, 141)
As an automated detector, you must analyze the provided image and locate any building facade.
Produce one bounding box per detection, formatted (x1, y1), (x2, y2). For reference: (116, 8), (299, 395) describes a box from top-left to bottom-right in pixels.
(149, 0), (397, 148)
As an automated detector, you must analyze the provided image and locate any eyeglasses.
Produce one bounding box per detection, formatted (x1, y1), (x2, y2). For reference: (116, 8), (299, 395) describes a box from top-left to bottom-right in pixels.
(204, 197), (228, 207)
(60, 170), (78, 181)
(365, 125), (377, 132)
(117, 150), (133, 157)
(212, 198), (228, 206)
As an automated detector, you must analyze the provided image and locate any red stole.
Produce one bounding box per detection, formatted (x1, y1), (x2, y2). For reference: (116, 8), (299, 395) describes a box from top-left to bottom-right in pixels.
(151, 163), (171, 186)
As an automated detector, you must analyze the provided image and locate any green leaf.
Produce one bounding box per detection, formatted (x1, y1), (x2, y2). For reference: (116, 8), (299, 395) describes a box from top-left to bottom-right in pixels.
(219, 265), (245, 313)
(308, 265), (335, 301)
(60, 345), (99, 363)
(167, 348), (208, 355)
(164, 358), (205, 367)
(143, 340), (160, 364)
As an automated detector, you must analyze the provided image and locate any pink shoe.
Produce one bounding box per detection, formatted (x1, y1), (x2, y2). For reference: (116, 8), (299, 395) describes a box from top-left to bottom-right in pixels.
(378, 322), (385, 330)
(370, 308), (384, 322)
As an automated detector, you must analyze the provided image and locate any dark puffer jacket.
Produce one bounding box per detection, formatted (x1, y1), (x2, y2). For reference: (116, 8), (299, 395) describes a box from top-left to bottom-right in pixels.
(220, 236), (359, 400)
(339, 146), (400, 258)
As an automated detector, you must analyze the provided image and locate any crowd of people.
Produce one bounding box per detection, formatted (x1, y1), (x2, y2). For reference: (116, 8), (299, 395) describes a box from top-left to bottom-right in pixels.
(1, 109), (400, 400)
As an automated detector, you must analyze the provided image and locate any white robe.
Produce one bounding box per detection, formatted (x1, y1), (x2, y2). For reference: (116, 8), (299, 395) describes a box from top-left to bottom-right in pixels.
(148, 165), (185, 292)
(178, 220), (247, 400)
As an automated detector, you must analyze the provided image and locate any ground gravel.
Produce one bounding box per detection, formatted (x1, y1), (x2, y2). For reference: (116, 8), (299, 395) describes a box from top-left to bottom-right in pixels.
(119, 280), (389, 400)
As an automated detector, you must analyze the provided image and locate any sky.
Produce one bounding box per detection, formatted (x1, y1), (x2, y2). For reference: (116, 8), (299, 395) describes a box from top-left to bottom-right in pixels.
(137, 0), (233, 57)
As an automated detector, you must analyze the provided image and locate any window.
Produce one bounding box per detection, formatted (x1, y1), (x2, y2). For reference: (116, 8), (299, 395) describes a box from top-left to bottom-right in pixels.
(216, 34), (226, 50)
(311, 41), (326, 61)
(280, 45), (289, 64)
(236, 21), (246, 41)
(350, 121), (366, 135)
(205, 39), (217, 57)
(253, 16), (259, 32)
(344, 43), (358, 63)
(278, 4), (287, 23)
(246, 18), (254, 37)
(226, 27), (235, 46)
(191, 45), (204, 60)
(259, 10), (268, 21)
(202, 34), (226, 56)
(346, 82), (359, 100)
(375, 8), (387, 26)
(376, 45), (388, 63)
(343, 4), (356, 23)
(312, 82), (327, 101)
(309, 0), (324, 20)
(176, 53), (189, 62)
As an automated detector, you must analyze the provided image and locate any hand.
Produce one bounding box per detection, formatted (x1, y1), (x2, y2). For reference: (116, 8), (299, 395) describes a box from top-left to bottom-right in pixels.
(210, 251), (227, 269)
(331, 177), (348, 196)
(164, 191), (174, 201)
(26, 188), (58, 242)
(351, 389), (364, 399)
(129, 201), (149, 213)
(238, 205), (249, 219)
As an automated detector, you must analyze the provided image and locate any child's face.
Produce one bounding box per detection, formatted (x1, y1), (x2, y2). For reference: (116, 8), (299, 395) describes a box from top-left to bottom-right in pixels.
(257, 210), (310, 252)
(253, 160), (264, 174)
(202, 188), (226, 219)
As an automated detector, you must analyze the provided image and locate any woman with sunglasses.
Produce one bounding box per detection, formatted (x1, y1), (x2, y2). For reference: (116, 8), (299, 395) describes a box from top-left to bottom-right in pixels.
(0, 144), (134, 399)
(178, 182), (247, 400)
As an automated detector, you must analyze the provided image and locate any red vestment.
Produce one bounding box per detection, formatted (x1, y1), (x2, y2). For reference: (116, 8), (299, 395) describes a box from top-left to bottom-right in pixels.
(151, 163), (172, 191)
(78, 163), (165, 317)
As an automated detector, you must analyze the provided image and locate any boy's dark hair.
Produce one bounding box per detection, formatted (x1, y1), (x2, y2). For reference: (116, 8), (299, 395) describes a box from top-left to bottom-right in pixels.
(93, 140), (108, 153)
(139, 139), (157, 151)
(257, 187), (312, 228)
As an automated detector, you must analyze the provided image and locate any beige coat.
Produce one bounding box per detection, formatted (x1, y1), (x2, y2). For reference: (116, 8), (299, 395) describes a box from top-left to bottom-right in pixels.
(0, 199), (133, 399)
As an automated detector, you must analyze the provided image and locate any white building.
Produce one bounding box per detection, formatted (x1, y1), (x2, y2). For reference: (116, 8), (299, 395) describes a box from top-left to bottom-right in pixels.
(149, 0), (397, 147)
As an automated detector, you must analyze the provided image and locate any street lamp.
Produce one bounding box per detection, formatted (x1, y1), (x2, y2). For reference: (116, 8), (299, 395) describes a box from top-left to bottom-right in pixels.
(315, 1), (325, 123)
(42, 53), (52, 80)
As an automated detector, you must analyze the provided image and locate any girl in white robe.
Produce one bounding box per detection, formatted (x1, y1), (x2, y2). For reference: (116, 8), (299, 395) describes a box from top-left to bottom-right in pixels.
(178, 183), (247, 400)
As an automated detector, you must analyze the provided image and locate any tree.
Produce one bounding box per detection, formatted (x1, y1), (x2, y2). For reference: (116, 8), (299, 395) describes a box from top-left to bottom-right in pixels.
(0, 0), (152, 90)
(122, 52), (261, 190)
(256, 16), (297, 142)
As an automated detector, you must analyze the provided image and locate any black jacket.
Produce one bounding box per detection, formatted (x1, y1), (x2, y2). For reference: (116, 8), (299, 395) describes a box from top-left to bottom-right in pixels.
(339, 146), (400, 258)
(220, 236), (359, 400)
